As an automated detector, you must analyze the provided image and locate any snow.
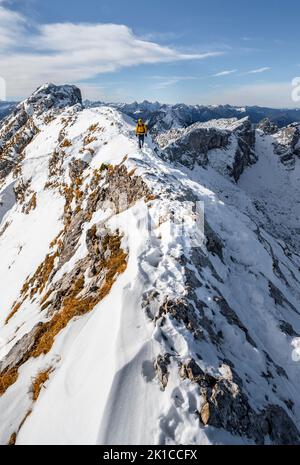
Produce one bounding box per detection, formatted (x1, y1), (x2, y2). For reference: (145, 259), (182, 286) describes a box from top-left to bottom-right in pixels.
(1, 98), (300, 445)
(191, 117), (249, 131)
(239, 131), (300, 249)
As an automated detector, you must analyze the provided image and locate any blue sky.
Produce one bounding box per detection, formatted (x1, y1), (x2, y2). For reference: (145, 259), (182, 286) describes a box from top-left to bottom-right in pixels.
(1, 0), (300, 106)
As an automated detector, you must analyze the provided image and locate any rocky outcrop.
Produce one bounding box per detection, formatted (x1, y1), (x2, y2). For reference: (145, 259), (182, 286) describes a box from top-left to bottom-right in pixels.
(0, 84), (82, 180)
(154, 354), (171, 390)
(257, 118), (278, 135)
(180, 359), (300, 445)
(157, 117), (256, 181)
(272, 123), (300, 169)
(158, 125), (230, 168)
(22, 83), (82, 117)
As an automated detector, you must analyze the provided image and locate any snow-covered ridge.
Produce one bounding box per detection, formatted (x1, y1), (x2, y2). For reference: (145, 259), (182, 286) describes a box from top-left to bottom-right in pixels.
(0, 84), (300, 445)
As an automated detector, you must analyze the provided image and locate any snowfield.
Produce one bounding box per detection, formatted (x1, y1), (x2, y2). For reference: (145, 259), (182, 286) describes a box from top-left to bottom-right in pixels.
(0, 85), (300, 445)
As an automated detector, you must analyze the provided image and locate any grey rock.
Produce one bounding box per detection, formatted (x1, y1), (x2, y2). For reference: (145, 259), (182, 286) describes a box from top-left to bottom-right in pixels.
(257, 118), (278, 135)
(157, 117), (256, 181)
(154, 354), (171, 389)
(272, 123), (300, 169)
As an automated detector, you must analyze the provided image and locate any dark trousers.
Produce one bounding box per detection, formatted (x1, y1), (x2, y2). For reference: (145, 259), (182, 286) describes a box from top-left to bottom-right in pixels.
(138, 134), (145, 149)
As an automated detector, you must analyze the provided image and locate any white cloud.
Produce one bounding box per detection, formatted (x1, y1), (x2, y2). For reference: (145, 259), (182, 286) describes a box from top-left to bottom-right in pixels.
(0, 5), (222, 99)
(213, 69), (237, 77)
(243, 67), (271, 75)
(0, 5), (26, 48)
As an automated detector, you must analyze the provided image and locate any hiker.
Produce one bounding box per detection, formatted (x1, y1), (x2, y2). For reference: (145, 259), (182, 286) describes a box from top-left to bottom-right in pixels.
(135, 118), (148, 149)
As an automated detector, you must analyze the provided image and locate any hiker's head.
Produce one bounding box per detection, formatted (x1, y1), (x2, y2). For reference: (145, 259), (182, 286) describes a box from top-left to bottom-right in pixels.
(138, 118), (143, 124)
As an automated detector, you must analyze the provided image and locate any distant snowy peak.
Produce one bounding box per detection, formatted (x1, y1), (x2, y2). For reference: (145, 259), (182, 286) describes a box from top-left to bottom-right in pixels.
(0, 84), (82, 180)
(92, 100), (300, 131)
(21, 83), (82, 117)
(193, 116), (250, 131)
(0, 102), (17, 120)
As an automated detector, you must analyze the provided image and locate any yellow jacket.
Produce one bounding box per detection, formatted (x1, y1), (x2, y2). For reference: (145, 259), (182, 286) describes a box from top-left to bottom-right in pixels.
(136, 122), (148, 135)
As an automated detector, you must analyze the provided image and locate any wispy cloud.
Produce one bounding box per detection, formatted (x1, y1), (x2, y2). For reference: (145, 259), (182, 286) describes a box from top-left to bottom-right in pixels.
(242, 67), (271, 75)
(0, 4), (222, 98)
(213, 69), (237, 77)
(140, 31), (184, 42)
(151, 75), (196, 89)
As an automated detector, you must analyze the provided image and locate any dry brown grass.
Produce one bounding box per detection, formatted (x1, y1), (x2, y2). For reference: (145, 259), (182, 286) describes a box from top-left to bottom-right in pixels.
(14, 179), (31, 205)
(49, 230), (63, 249)
(5, 301), (23, 325)
(98, 234), (127, 298)
(88, 123), (98, 132)
(0, 368), (18, 396)
(128, 168), (137, 177)
(60, 138), (72, 148)
(32, 369), (52, 401)
(44, 114), (55, 125)
(12, 161), (23, 179)
(19, 410), (32, 429)
(30, 277), (85, 357)
(44, 180), (61, 190)
(7, 433), (16, 445)
(83, 135), (97, 146)
(48, 150), (64, 180)
(40, 289), (54, 311)
(23, 192), (37, 214)
(21, 251), (59, 299)
(107, 164), (115, 175)
(146, 194), (157, 202)
(0, 221), (11, 238)
(25, 233), (126, 360)
(7, 409), (32, 444)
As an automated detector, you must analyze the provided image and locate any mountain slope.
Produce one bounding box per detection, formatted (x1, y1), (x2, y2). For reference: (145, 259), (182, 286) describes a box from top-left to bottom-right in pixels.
(0, 85), (300, 445)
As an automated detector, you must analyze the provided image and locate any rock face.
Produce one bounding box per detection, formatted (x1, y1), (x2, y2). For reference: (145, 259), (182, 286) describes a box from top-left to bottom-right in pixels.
(180, 359), (300, 445)
(272, 123), (300, 169)
(257, 118), (278, 135)
(22, 83), (82, 117)
(157, 117), (256, 181)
